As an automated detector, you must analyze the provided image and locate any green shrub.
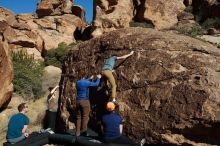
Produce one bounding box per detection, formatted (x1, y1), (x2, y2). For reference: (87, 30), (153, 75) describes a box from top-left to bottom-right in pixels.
(129, 20), (154, 28)
(202, 17), (220, 29)
(44, 42), (79, 68)
(174, 25), (204, 37)
(184, 6), (193, 13)
(12, 50), (44, 100)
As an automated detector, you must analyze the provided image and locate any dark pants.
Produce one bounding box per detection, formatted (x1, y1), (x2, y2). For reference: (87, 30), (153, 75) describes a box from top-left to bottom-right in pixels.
(47, 110), (57, 131)
(5, 132), (50, 146)
(7, 135), (25, 144)
(76, 100), (90, 136)
(104, 135), (140, 146)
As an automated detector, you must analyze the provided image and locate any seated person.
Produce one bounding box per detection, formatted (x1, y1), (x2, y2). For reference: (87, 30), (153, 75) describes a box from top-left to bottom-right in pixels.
(6, 103), (29, 144)
(101, 102), (140, 146)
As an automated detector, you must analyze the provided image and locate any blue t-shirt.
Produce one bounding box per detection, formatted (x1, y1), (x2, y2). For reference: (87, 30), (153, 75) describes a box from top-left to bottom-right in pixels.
(76, 78), (100, 100)
(101, 112), (122, 140)
(6, 113), (29, 139)
(102, 56), (117, 71)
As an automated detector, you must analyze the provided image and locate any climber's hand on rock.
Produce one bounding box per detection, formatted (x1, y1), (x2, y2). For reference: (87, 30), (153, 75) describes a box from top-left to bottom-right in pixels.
(97, 74), (102, 78)
(130, 51), (134, 55)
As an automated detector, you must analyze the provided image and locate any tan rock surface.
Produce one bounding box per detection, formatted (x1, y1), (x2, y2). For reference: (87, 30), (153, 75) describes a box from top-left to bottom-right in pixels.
(199, 34), (220, 46)
(136, 0), (185, 30)
(92, 0), (134, 37)
(34, 18), (56, 30)
(0, 7), (16, 26)
(0, 41), (13, 109)
(16, 14), (35, 21)
(36, 0), (73, 18)
(42, 65), (62, 93)
(0, 4), (86, 59)
(36, 28), (73, 51)
(0, 17), (9, 33)
(11, 21), (31, 30)
(93, 0), (185, 35)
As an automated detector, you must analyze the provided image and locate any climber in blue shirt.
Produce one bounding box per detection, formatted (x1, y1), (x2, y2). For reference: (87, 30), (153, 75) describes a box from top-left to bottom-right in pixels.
(75, 74), (102, 136)
(101, 51), (134, 103)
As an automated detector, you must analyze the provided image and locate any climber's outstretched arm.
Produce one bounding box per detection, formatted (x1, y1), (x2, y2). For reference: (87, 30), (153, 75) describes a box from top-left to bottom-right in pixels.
(116, 51), (134, 60)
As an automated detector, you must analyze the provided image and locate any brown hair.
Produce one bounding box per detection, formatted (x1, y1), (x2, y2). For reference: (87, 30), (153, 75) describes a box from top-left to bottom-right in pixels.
(18, 103), (26, 112)
(48, 87), (54, 92)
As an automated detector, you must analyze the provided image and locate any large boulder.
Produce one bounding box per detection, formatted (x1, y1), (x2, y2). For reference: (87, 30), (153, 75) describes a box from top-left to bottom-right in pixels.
(0, 7), (16, 25)
(136, 0), (185, 30)
(0, 7), (16, 33)
(36, 0), (73, 18)
(72, 5), (86, 22)
(193, 0), (220, 20)
(57, 28), (220, 145)
(42, 65), (62, 93)
(92, 0), (185, 37)
(0, 41), (13, 110)
(92, 0), (134, 37)
(33, 14), (84, 51)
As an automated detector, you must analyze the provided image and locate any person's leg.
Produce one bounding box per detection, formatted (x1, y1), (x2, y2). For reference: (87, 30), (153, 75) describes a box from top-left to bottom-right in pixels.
(81, 100), (91, 134)
(47, 111), (57, 131)
(76, 101), (82, 136)
(120, 135), (140, 146)
(26, 132), (50, 144)
(7, 135), (25, 144)
(103, 70), (117, 99)
(106, 136), (140, 146)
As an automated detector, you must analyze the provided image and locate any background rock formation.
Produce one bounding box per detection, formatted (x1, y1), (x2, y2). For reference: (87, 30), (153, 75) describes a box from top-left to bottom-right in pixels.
(0, 4), (86, 60)
(0, 1), (86, 108)
(36, 0), (73, 17)
(92, 0), (185, 37)
(92, 0), (134, 37)
(193, 0), (220, 20)
(136, 0), (185, 30)
(58, 27), (220, 145)
(0, 41), (13, 110)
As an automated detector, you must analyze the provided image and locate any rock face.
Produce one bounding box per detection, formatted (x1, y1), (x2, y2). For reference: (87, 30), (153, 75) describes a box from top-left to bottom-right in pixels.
(42, 65), (62, 93)
(0, 41), (13, 110)
(136, 0), (185, 30)
(92, 0), (185, 37)
(0, 5), (86, 58)
(58, 28), (220, 145)
(92, 0), (134, 37)
(0, 5), (86, 108)
(193, 0), (220, 19)
(36, 0), (73, 18)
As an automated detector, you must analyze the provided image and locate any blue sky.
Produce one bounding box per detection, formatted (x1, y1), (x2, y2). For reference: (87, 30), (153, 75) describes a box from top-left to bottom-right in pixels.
(0, 0), (93, 22)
